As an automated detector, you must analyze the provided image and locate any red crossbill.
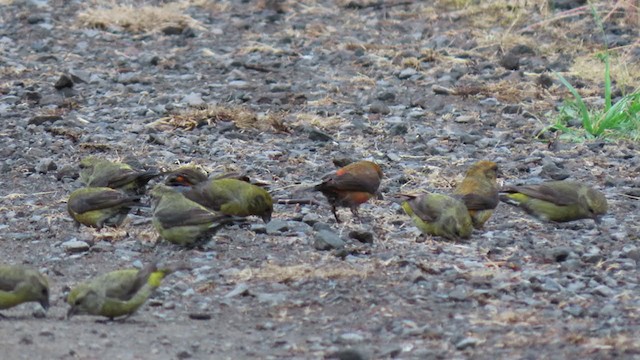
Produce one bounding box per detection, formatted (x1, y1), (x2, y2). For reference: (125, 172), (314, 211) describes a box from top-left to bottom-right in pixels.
(453, 160), (499, 229)
(401, 193), (473, 241)
(314, 160), (383, 223)
(165, 167), (273, 223)
(500, 181), (608, 223)
(183, 178), (273, 223)
(67, 187), (140, 228)
(150, 185), (239, 246)
(79, 156), (160, 195)
(67, 261), (186, 320)
(164, 166), (209, 187)
(0, 265), (49, 313)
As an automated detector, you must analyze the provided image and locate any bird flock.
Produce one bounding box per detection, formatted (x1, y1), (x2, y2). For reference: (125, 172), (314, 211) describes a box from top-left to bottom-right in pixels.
(0, 156), (608, 320)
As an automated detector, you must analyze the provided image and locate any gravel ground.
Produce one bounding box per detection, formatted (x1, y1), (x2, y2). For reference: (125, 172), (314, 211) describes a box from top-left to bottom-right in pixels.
(1, 0), (640, 359)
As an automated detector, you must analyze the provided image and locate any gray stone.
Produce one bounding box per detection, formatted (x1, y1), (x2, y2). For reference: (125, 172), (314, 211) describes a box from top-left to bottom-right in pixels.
(314, 230), (345, 250)
(369, 101), (390, 115)
(479, 97), (499, 106)
(337, 332), (364, 344)
(302, 213), (322, 226)
(376, 92), (396, 101)
(398, 68), (417, 79)
(256, 292), (287, 305)
(249, 223), (267, 234)
(62, 239), (90, 253)
(225, 283), (249, 298)
(455, 337), (480, 350)
(349, 230), (374, 244)
(266, 219), (289, 234)
(181, 92), (204, 106)
(593, 285), (614, 297)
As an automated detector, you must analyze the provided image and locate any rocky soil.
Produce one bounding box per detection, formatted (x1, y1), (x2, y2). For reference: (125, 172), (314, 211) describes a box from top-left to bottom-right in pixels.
(1, 0), (640, 359)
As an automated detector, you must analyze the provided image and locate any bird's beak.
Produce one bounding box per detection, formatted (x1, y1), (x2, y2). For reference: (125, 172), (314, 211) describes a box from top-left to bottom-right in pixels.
(593, 215), (602, 225)
(262, 213), (272, 223)
(39, 298), (50, 311)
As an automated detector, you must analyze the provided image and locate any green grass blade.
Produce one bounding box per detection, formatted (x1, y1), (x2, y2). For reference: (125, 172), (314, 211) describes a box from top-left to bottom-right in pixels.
(554, 71), (593, 134)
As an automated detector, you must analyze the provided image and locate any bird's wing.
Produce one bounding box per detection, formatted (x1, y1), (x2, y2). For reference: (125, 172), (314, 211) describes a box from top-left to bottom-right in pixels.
(407, 198), (439, 223)
(184, 180), (245, 211)
(0, 273), (20, 291)
(504, 184), (577, 206)
(457, 192), (499, 210)
(69, 191), (138, 213)
(154, 205), (226, 228)
(316, 172), (380, 194)
(107, 263), (157, 301)
(91, 169), (156, 189)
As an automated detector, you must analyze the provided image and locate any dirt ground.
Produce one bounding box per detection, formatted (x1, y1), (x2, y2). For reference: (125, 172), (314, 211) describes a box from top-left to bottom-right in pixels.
(1, 0), (640, 359)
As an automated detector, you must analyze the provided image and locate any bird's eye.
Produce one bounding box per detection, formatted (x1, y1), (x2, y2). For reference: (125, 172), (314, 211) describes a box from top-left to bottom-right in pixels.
(75, 299), (82, 305)
(42, 288), (48, 295)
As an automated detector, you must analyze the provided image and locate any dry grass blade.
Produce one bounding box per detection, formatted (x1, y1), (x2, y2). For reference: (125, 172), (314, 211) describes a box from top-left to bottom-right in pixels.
(147, 106), (260, 131)
(234, 262), (372, 283)
(77, 3), (204, 33)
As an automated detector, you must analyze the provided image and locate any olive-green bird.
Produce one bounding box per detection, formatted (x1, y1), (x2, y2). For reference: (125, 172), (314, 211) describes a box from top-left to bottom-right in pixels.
(0, 265), (49, 313)
(79, 156), (160, 195)
(150, 185), (239, 246)
(499, 181), (608, 223)
(67, 261), (184, 320)
(181, 178), (273, 223)
(401, 193), (473, 241)
(453, 160), (499, 229)
(68, 187), (141, 228)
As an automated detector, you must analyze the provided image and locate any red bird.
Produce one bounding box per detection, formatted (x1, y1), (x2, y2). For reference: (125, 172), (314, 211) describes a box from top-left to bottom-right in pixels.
(314, 160), (383, 223)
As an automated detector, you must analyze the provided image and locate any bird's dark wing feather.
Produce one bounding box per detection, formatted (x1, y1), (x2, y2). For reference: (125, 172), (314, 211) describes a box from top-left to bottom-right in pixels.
(503, 184), (577, 206)
(69, 192), (138, 213)
(154, 206), (225, 228)
(458, 192), (499, 210)
(408, 198), (439, 223)
(316, 173), (380, 194)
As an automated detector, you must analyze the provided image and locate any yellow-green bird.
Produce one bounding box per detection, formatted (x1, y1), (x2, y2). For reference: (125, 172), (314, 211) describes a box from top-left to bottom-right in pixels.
(164, 166), (270, 226)
(0, 265), (49, 313)
(499, 181), (608, 223)
(150, 185), (239, 246)
(181, 178), (273, 223)
(79, 156), (160, 195)
(401, 193), (473, 241)
(453, 160), (499, 229)
(68, 187), (140, 228)
(67, 261), (184, 320)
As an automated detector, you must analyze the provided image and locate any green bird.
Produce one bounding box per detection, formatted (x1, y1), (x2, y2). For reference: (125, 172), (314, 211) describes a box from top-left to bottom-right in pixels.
(401, 193), (473, 241)
(67, 261), (185, 320)
(453, 160), (499, 229)
(79, 156), (160, 194)
(68, 187), (141, 228)
(181, 178), (273, 223)
(0, 265), (49, 313)
(150, 185), (239, 246)
(499, 181), (608, 223)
